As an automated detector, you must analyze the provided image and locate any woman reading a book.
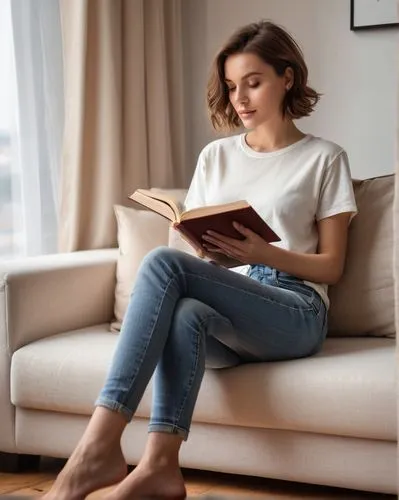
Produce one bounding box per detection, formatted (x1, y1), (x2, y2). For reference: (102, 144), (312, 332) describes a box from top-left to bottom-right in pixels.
(46, 20), (357, 500)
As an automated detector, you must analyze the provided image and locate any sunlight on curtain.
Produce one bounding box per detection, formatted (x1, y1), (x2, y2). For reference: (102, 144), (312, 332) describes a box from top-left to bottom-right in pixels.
(0, 0), (64, 259)
(0, 0), (20, 258)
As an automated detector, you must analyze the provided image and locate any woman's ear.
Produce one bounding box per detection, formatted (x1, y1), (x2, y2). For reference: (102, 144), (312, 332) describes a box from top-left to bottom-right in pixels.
(284, 67), (294, 91)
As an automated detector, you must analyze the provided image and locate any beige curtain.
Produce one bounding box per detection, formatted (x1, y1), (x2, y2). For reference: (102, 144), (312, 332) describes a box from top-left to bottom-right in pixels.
(59, 0), (187, 251)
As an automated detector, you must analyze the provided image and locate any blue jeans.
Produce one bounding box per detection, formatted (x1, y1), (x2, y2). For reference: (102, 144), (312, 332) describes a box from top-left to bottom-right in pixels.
(96, 247), (327, 440)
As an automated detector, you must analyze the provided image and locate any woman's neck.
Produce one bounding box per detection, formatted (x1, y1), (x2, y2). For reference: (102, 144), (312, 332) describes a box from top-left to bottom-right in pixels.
(245, 120), (306, 153)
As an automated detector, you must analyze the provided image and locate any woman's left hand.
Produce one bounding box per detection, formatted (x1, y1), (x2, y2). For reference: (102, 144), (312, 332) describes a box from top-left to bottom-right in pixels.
(202, 221), (271, 265)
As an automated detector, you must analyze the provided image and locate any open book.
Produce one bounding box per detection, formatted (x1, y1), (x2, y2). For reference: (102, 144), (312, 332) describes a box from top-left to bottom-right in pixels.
(129, 189), (280, 252)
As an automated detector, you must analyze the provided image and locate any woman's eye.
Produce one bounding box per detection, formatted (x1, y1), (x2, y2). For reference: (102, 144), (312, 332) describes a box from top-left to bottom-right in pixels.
(248, 82), (260, 88)
(228, 86), (236, 92)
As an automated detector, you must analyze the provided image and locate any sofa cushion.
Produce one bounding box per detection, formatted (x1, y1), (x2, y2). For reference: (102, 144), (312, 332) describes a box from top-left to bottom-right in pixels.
(328, 175), (395, 337)
(112, 205), (169, 332)
(10, 326), (396, 441)
(112, 190), (188, 332)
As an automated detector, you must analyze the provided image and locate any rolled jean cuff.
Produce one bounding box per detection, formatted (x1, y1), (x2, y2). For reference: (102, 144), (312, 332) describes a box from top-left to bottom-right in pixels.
(95, 396), (133, 422)
(148, 422), (189, 441)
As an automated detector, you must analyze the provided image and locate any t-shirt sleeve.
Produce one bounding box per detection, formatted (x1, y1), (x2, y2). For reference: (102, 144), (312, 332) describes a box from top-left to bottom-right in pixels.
(183, 151), (207, 211)
(316, 150), (358, 222)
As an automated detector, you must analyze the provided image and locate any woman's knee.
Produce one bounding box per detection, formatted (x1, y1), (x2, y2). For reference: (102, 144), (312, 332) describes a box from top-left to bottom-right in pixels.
(142, 246), (177, 265)
(139, 246), (183, 276)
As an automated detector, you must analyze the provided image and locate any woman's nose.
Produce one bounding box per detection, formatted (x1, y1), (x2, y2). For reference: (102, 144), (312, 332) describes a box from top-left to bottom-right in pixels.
(235, 89), (249, 105)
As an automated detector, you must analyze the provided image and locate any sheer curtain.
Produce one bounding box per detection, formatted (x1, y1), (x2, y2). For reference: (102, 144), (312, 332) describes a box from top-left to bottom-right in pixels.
(0, 0), (63, 259)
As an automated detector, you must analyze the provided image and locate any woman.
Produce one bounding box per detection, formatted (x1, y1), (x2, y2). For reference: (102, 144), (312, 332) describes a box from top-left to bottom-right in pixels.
(45, 20), (357, 500)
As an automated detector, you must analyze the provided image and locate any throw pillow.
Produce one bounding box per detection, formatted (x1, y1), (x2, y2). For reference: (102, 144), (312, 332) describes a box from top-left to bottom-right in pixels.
(328, 175), (395, 337)
(111, 204), (169, 332)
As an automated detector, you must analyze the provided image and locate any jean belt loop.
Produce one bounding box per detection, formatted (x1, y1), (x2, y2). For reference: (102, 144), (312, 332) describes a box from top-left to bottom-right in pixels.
(271, 268), (278, 282)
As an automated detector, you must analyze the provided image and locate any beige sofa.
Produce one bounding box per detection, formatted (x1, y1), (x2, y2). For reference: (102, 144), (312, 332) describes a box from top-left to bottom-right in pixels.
(0, 175), (396, 494)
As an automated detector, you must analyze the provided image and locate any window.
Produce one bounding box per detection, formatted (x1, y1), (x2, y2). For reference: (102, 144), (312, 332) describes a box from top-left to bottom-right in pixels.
(0, 0), (64, 259)
(0, 0), (22, 258)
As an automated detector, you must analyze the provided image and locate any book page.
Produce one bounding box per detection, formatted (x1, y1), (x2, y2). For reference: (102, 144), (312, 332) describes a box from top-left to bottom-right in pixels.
(130, 190), (177, 221)
(135, 189), (182, 219)
(149, 188), (186, 213)
(181, 200), (249, 221)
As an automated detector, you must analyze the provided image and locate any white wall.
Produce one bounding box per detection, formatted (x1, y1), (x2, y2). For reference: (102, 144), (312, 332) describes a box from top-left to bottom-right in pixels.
(182, 0), (398, 180)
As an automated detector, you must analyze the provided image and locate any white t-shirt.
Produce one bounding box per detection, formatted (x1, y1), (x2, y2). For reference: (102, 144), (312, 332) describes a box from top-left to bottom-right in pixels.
(184, 133), (358, 308)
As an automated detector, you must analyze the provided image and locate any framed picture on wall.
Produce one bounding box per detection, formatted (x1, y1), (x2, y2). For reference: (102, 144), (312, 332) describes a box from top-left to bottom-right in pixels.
(351, 0), (399, 30)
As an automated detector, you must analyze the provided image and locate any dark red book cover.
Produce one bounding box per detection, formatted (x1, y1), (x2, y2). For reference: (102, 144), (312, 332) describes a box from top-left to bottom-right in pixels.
(175, 206), (280, 249)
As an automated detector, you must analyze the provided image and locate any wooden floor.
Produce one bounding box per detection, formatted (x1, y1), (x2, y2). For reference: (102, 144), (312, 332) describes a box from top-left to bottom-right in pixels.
(0, 458), (394, 499)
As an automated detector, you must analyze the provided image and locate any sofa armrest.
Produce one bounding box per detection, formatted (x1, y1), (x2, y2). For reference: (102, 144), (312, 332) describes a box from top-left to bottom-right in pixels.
(0, 249), (118, 353)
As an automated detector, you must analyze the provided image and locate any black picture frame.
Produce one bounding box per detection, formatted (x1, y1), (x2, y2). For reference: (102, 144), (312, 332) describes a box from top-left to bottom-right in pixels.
(351, 0), (399, 31)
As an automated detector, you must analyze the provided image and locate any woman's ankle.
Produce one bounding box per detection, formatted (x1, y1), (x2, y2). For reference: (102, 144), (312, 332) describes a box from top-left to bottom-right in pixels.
(77, 407), (127, 455)
(141, 432), (183, 469)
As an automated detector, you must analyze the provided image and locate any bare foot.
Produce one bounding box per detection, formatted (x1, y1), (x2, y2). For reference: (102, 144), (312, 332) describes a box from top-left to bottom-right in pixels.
(42, 443), (127, 500)
(105, 460), (186, 500)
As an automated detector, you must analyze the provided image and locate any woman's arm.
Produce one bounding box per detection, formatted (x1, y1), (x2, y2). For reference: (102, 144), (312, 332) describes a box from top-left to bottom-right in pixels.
(258, 213), (351, 284)
(202, 212), (352, 285)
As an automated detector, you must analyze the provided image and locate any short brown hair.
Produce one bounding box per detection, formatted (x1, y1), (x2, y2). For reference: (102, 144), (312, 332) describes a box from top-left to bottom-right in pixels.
(207, 20), (321, 131)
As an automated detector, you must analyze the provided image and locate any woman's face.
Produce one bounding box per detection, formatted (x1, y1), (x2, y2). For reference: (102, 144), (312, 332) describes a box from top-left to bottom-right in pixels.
(224, 52), (292, 128)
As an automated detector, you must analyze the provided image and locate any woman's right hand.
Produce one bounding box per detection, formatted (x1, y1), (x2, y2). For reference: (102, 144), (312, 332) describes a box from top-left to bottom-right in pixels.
(171, 223), (242, 268)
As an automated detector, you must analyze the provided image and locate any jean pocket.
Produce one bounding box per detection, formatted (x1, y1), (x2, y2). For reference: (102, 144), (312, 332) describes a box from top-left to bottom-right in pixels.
(276, 275), (322, 316)
(277, 275), (312, 296)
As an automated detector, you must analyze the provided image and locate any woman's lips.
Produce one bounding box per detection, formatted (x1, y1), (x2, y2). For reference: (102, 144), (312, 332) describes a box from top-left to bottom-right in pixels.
(239, 110), (256, 119)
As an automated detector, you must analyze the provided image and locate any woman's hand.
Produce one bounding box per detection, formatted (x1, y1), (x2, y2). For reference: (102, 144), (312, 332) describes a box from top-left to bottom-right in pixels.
(171, 222), (244, 268)
(202, 222), (271, 265)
